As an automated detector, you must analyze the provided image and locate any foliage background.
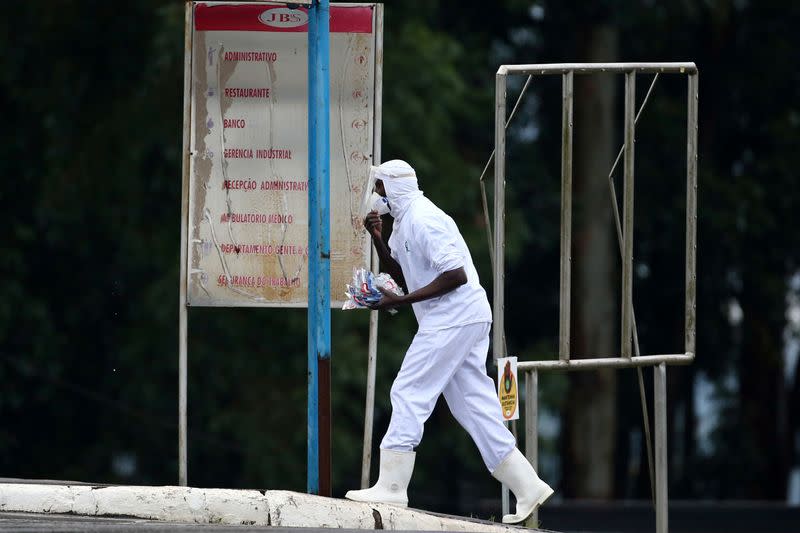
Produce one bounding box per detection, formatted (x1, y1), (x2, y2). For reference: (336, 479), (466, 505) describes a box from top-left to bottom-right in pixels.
(0, 0), (798, 517)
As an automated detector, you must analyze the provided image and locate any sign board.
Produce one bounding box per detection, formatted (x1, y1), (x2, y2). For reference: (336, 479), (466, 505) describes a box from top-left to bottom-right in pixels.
(186, 2), (381, 307)
(497, 356), (519, 420)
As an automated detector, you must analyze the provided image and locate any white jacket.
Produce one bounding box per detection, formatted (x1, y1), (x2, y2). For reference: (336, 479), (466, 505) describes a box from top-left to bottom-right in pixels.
(388, 196), (492, 332)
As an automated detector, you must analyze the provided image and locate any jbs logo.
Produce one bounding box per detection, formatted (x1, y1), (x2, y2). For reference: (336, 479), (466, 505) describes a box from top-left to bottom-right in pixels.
(259, 8), (308, 28)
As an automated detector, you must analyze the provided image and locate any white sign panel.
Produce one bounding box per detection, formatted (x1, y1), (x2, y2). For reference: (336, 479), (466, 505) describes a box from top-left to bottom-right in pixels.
(187, 2), (381, 307)
(497, 356), (519, 421)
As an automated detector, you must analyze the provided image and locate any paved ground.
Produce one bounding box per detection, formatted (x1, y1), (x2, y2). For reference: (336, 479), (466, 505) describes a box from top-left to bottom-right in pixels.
(0, 512), (380, 533)
(0, 482), (532, 533)
(0, 512), (547, 533)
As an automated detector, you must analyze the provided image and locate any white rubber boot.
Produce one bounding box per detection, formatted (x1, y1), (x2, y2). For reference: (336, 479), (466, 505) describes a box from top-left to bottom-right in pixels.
(345, 449), (416, 507)
(492, 448), (554, 524)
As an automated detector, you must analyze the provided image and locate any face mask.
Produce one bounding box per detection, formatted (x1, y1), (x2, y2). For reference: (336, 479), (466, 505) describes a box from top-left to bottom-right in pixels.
(360, 166), (382, 216)
(368, 165), (381, 184)
(371, 192), (390, 216)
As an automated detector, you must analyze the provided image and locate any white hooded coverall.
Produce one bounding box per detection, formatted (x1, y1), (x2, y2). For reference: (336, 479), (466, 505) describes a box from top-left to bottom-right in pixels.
(376, 160), (516, 473)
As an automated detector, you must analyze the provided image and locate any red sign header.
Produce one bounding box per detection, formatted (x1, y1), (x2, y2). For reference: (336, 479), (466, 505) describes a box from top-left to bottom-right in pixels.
(195, 4), (373, 34)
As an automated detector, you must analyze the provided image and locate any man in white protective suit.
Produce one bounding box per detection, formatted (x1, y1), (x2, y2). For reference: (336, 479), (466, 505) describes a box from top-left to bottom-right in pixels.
(345, 160), (553, 524)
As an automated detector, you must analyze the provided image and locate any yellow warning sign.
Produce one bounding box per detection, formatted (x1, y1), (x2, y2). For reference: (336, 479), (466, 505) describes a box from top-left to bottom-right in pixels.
(497, 356), (519, 420)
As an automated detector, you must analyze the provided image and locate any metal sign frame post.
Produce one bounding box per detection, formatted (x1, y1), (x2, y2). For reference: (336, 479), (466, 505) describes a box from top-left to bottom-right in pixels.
(307, 0), (331, 496)
(494, 62), (698, 532)
(360, 3), (384, 489)
(178, 0), (194, 488)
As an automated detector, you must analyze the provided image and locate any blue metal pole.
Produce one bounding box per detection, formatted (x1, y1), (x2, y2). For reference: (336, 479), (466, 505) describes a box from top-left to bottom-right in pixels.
(307, 0), (331, 496)
(316, 0), (333, 498)
(307, 0), (319, 495)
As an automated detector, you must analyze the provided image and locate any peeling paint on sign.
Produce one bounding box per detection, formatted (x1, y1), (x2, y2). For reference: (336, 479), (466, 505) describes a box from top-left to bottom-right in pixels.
(187, 3), (380, 307)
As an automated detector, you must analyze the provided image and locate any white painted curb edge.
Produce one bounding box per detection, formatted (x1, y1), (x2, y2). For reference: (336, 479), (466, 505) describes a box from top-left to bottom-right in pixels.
(0, 484), (530, 532)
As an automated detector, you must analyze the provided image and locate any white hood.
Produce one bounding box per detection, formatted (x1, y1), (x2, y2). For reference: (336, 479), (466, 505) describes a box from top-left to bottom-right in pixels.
(371, 159), (423, 223)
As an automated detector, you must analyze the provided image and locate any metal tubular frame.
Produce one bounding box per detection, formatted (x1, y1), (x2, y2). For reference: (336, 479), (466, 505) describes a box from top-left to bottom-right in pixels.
(559, 72), (573, 362)
(622, 72), (636, 358)
(498, 63), (697, 75)
(493, 74), (507, 362)
(524, 371), (539, 528)
(654, 363), (668, 533)
(493, 72), (509, 517)
(361, 248), (379, 489)
(360, 3), (384, 489)
(518, 353), (693, 372)
(608, 72), (661, 502)
(178, 0), (193, 487)
(494, 63), (698, 533)
(686, 73), (698, 356)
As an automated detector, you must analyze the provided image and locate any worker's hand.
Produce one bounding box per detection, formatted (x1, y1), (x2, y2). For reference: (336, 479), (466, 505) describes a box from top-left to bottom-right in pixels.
(368, 287), (405, 311)
(364, 210), (383, 240)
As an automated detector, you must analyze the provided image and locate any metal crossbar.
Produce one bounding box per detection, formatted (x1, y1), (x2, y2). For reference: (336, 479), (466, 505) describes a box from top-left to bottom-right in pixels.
(517, 353), (693, 371)
(498, 62), (697, 75)
(493, 62), (699, 533)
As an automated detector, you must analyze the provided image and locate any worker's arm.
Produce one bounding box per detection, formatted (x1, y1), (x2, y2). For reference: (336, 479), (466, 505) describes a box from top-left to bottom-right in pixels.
(364, 210), (407, 292)
(369, 267), (467, 311)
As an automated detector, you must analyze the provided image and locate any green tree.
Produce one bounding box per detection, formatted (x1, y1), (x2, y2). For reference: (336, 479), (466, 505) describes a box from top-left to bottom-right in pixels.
(1, 0), (797, 515)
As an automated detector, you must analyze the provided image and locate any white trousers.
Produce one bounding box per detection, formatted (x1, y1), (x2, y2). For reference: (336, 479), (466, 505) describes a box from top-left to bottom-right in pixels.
(380, 321), (517, 472)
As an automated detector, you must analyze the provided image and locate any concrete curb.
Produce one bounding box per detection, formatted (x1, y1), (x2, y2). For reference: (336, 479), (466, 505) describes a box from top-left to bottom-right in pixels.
(0, 484), (534, 531)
